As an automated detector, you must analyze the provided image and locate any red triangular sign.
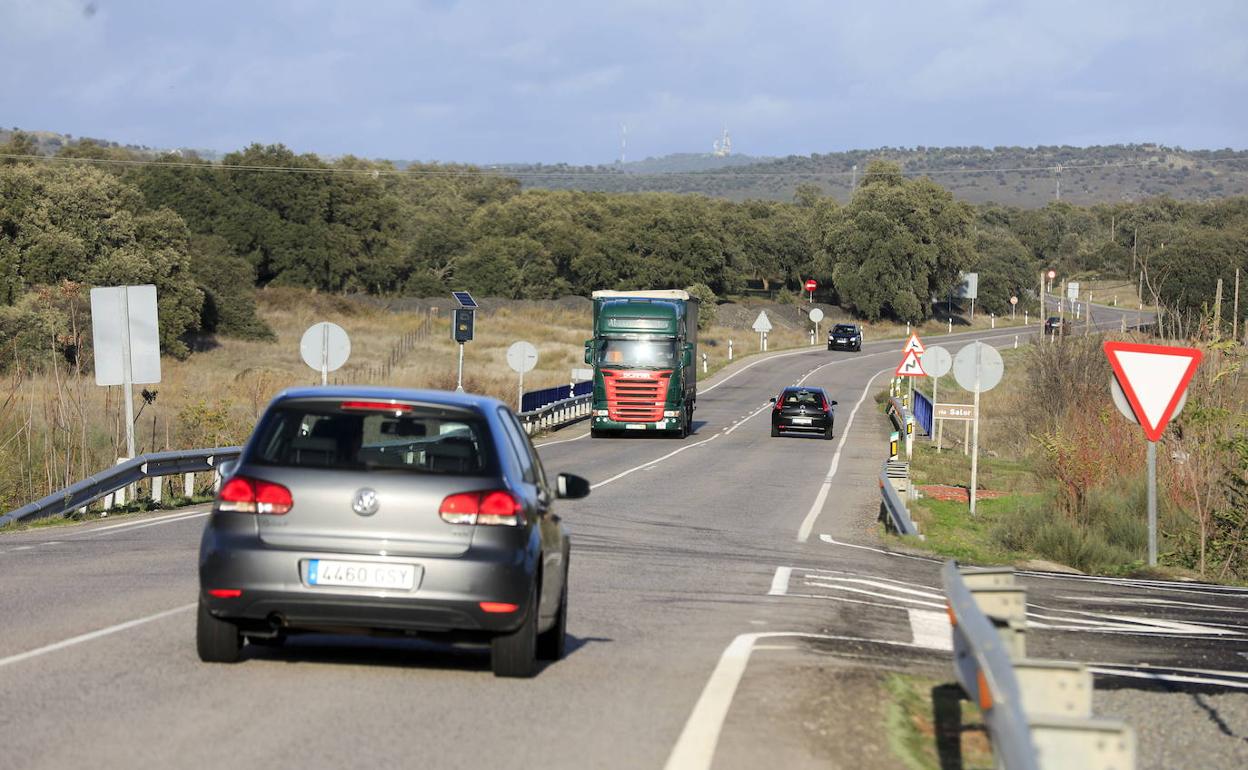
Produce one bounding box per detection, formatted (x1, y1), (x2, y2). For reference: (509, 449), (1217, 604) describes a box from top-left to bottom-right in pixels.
(1103, 341), (1202, 442)
(903, 333), (926, 354)
(896, 349), (926, 377)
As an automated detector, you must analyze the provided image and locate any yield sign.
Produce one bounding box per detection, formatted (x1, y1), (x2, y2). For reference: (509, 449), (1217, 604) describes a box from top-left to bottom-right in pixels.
(896, 349), (926, 377)
(903, 332), (926, 354)
(1103, 341), (1202, 442)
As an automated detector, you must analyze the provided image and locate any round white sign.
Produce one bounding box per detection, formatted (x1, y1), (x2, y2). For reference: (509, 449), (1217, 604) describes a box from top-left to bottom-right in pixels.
(1010, 296), (1018, 305)
(921, 345), (953, 378)
(1111, 376), (1185, 426)
(300, 322), (351, 373)
(953, 342), (1004, 393)
(808, 308), (825, 323)
(506, 341), (539, 374)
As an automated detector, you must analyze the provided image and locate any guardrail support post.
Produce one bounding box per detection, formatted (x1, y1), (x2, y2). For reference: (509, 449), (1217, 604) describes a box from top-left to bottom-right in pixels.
(184, 472), (195, 499)
(152, 475), (164, 505)
(1029, 717), (1136, 770)
(962, 568), (1027, 660)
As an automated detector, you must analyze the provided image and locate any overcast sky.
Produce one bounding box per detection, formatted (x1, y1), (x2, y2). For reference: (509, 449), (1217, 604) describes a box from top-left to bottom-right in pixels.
(2, 0), (1245, 164)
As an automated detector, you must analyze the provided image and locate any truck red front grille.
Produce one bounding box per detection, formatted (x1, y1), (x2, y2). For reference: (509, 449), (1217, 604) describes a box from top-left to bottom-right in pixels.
(603, 370), (672, 422)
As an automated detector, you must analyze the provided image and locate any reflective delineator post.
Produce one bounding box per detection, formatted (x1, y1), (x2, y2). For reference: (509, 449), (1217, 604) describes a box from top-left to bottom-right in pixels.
(728, 339), (733, 361)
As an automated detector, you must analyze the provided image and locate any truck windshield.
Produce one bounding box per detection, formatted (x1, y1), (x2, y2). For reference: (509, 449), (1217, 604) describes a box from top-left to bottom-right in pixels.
(598, 338), (677, 369)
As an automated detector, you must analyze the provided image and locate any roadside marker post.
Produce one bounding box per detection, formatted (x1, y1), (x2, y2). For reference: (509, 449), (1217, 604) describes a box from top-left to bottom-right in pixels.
(1104, 341), (1203, 566)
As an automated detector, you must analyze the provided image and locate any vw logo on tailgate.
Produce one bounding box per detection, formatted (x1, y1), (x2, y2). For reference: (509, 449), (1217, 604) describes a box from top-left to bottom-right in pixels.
(351, 488), (380, 516)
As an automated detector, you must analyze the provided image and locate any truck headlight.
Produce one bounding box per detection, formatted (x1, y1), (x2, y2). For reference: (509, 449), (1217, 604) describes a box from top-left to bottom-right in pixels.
(594, 410), (609, 417)
(663, 410), (681, 417)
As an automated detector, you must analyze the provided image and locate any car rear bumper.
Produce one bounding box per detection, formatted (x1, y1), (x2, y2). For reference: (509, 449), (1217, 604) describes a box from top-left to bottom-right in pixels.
(773, 415), (833, 432)
(199, 533), (537, 636)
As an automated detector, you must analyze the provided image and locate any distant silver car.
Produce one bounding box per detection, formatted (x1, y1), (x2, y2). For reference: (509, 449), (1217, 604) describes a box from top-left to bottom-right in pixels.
(197, 387), (589, 677)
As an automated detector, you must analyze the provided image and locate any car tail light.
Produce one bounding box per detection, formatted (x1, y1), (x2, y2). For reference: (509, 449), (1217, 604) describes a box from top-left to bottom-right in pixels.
(341, 400), (413, 414)
(773, 397), (784, 412)
(217, 476), (293, 515)
(208, 589), (243, 599)
(439, 490), (525, 526)
(479, 602), (518, 613)
(820, 395), (830, 411)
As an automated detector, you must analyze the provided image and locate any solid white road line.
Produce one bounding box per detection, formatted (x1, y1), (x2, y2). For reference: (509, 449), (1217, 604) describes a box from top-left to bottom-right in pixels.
(768, 567), (792, 596)
(534, 430), (590, 448)
(589, 433), (720, 490)
(1087, 666), (1248, 691)
(795, 368), (891, 542)
(664, 631), (939, 770)
(908, 609), (954, 651)
(817, 535), (941, 562)
(0, 603), (196, 669)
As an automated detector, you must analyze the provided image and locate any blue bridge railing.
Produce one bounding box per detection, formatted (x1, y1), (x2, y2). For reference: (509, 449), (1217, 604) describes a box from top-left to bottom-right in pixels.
(521, 381), (593, 413)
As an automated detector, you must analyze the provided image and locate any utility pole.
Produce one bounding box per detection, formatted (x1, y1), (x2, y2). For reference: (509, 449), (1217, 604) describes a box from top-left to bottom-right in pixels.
(1233, 267), (1241, 343)
(1054, 164), (1062, 201)
(850, 164), (858, 201)
(1132, 228), (1138, 273)
(1213, 278), (1223, 341)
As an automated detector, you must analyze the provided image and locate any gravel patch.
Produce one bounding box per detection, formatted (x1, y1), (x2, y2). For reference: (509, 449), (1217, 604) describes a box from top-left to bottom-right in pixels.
(1094, 685), (1248, 769)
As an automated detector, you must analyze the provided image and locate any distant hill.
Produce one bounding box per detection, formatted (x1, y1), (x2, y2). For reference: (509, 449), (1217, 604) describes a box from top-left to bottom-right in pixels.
(0, 127), (221, 161)
(502, 145), (1248, 207)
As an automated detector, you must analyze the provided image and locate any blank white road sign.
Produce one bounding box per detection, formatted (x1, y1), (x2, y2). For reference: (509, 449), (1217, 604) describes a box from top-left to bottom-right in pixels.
(921, 345), (952, 378)
(300, 322), (351, 373)
(507, 341), (539, 373)
(953, 342), (1004, 393)
(91, 285), (161, 386)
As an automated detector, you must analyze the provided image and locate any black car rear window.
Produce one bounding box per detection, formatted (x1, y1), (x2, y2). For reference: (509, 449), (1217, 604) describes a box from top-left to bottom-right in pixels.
(833, 325), (857, 334)
(782, 389), (824, 406)
(247, 401), (496, 475)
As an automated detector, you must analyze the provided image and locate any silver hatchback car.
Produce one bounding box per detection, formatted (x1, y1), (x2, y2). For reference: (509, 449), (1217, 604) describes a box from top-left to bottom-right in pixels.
(197, 387), (589, 677)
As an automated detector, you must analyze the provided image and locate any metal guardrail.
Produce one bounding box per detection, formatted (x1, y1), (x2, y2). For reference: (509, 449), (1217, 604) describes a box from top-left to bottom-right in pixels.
(879, 461), (919, 536)
(0, 447), (242, 528)
(518, 393), (592, 435)
(943, 561), (1136, 769)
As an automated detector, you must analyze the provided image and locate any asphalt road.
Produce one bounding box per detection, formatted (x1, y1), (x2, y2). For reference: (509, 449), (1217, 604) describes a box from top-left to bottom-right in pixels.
(2, 307), (1245, 770)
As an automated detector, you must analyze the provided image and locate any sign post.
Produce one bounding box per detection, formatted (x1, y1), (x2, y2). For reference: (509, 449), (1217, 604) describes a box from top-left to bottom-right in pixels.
(953, 342), (1004, 514)
(506, 341), (539, 411)
(1104, 341), (1202, 566)
(91, 285), (162, 466)
(752, 311), (772, 352)
(920, 346), (952, 451)
(300, 322), (351, 385)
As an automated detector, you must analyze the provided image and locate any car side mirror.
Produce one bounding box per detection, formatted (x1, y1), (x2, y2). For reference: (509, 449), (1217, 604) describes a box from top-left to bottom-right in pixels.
(556, 473), (591, 500)
(829, 400), (838, 407)
(217, 459), (238, 479)
(583, 340), (594, 365)
(769, 397), (777, 403)
(682, 342), (694, 368)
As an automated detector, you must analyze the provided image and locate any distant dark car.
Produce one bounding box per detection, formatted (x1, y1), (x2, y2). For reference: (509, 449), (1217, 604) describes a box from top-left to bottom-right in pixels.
(1044, 316), (1065, 335)
(196, 387), (590, 678)
(770, 387), (837, 439)
(827, 324), (862, 351)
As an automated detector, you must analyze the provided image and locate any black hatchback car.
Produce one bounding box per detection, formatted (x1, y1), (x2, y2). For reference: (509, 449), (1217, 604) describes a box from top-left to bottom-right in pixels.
(1044, 316), (1065, 335)
(197, 387), (590, 678)
(827, 324), (863, 351)
(770, 387), (837, 439)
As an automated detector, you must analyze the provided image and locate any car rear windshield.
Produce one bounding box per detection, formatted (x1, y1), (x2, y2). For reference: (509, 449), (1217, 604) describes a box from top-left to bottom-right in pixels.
(833, 325), (857, 334)
(247, 401), (496, 475)
(781, 389), (824, 406)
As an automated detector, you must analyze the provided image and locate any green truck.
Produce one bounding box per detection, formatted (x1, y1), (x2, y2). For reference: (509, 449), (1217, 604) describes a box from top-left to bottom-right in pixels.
(585, 290), (700, 438)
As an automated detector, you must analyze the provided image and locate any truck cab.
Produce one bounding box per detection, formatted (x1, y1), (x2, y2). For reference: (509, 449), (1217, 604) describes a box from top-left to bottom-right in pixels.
(585, 290), (699, 438)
